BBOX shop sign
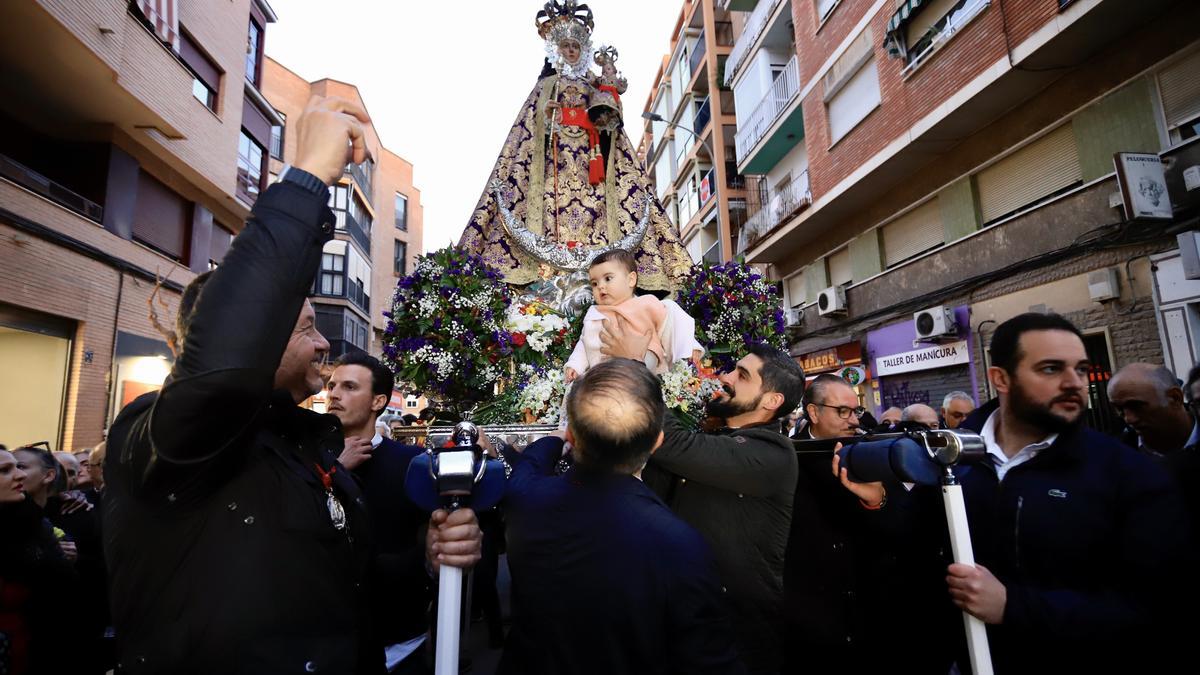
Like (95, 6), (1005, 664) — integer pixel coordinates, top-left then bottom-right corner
(800, 348), (839, 373)
(875, 340), (970, 376)
(838, 366), (866, 386)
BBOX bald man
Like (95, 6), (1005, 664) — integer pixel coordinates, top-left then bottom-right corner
(878, 407), (902, 428)
(500, 359), (740, 674)
(1109, 363), (1197, 456)
(901, 403), (940, 429)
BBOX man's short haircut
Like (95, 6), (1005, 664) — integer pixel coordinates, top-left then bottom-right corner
(805, 373), (853, 409)
(566, 358), (665, 473)
(589, 248), (637, 274)
(746, 344), (806, 417)
(402, 414), (418, 425)
(418, 408), (438, 422)
(334, 351), (395, 399)
(942, 391), (974, 410)
(988, 313), (1084, 374)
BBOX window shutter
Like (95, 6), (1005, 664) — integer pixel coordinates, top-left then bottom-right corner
(1159, 49), (1200, 131)
(785, 273), (807, 308)
(209, 225), (232, 264)
(827, 59), (881, 143)
(976, 124), (1081, 224)
(828, 247), (853, 286)
(132, 171), (189, 260)
(882, 198), (943, 266)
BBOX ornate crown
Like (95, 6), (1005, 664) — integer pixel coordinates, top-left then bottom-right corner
(594, 45), (619, 68)
(535, 1), (594, 45)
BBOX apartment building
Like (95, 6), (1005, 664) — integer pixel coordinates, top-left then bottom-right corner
(637, 0), (745, 266)
(262, 58), (424, 367)
(0, 0), (282, 451)
(723, 0), (1200, 428)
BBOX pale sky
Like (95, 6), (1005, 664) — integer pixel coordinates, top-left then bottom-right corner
(265, 0), (684, 252)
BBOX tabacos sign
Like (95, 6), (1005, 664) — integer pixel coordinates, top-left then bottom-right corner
(875, 340), (970, 377)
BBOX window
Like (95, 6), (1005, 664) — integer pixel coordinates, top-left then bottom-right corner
(975, 124), (1081, 224)
(237, 130), (265, 200)
(133, 171), (190, 261)
(815, 0), (839, 22)
(319, 248), (345, 296)
(825, 29), (880, 144)
(245, 18), (262, 85)
(1158, 49), (1200, 144)
(270, 112), (285, 160)
(394, 240), (407, 276)
(394, 193), (408, 231)
(180, 30), (220, 112)
(209, 224), (233, 268)
(881, 198), (943, 267)
(785, 273), (807, 308)
(828, 247), (853, 286)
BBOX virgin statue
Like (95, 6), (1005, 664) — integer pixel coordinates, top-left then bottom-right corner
(458, 0), (693, 298)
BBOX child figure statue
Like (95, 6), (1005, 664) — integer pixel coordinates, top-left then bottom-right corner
(564, 249), (703, 383)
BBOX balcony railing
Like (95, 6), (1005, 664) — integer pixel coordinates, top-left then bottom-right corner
(694, 97), (712, 137)
(1, 153), (103, 222)
(734, 54), (800, 165)
(334, 208), (372, 258)
(725, 162), (746, 190)
(346, 161), (373, 205)
(737, 169), (811, 253)
(689, 32), (707, 80)
(724, 0), (785, 86)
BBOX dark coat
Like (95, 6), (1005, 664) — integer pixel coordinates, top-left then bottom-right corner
(501, 436), (744, 675)
(949, 400), (1190, 673)
(642, 415), (796, 674)
(352, 437), (431, 645)
(103, 182), (381, 675)
(0, 499), (81, 675)
(783, 430), (953, 674)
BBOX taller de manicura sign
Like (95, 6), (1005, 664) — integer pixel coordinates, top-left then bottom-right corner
(874, 340), (970, 377)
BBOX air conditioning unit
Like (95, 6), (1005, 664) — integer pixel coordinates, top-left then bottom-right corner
(784, 307), (804, 328)
(914, 306), (957, 339)
(817, 286), (847, 317)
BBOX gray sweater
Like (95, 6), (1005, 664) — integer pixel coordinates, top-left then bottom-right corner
(644, 415), (797, 674)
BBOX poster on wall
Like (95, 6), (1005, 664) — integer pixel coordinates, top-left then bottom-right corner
(1114, 152), (1173, 221)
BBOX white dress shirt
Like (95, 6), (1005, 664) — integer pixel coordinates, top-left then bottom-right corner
(979, 410), (1057, 481)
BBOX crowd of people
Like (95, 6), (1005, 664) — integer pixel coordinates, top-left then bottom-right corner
(2, 96), (1196, 674)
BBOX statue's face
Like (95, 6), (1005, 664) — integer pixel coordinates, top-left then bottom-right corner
(558, 40), (581, 65)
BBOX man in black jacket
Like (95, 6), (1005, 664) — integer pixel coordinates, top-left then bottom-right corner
(502, 359), (743, 675)
(888, 313), (1188, 673)
(639, 344), (804, 674)
(327, 352), (431, 673)
(104, 96), (481, 675)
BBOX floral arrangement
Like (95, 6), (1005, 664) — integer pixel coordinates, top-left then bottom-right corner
(381, 247), (513, 409)
(514, 366), (567, 424)
(504, 300), (575, 369)
(677, 259), (787, 371)
(660, 359), (724, 429)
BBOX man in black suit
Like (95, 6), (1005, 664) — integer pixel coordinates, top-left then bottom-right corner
(500, 358), (743, 675)
(327, 352), (431, 673)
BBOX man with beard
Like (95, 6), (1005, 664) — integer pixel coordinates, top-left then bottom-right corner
(882, 313), (1187, 673)
(104, 96), (481, 674)
(637, 344), (804, 674)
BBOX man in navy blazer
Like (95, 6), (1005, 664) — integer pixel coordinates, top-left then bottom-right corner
(499, 358), (744, 675)
(328, 352), (432, 674)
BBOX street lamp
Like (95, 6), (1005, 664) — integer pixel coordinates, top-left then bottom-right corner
(641, 111), (721, 262)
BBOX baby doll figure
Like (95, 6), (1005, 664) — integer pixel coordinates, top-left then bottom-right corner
(564, 249), (703, 383)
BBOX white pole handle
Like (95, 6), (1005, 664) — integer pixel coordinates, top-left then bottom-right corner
(435, 565), (464, 675)
(942, 483), (994, 675)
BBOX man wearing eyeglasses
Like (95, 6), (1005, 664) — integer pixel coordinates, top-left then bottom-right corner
(784, 374), (926, 673)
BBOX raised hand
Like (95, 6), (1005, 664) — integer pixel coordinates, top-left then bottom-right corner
(292, 95), (372, 186)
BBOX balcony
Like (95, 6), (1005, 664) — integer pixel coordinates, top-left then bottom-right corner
(737, 169), (810, 254)
(0, 153), (103, 222)
(725, 0), (785, 87)
(347, 161), (373, 205)
(714, 21), (735, 48)
(689, 32), (708, 80)
(734, 54), (804, 173)
(694, 97), (712, 137)
(703, 241), (722, 266)
(334, 208), (372, 258)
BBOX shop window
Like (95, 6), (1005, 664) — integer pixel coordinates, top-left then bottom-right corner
(0, 305), (73, 450)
